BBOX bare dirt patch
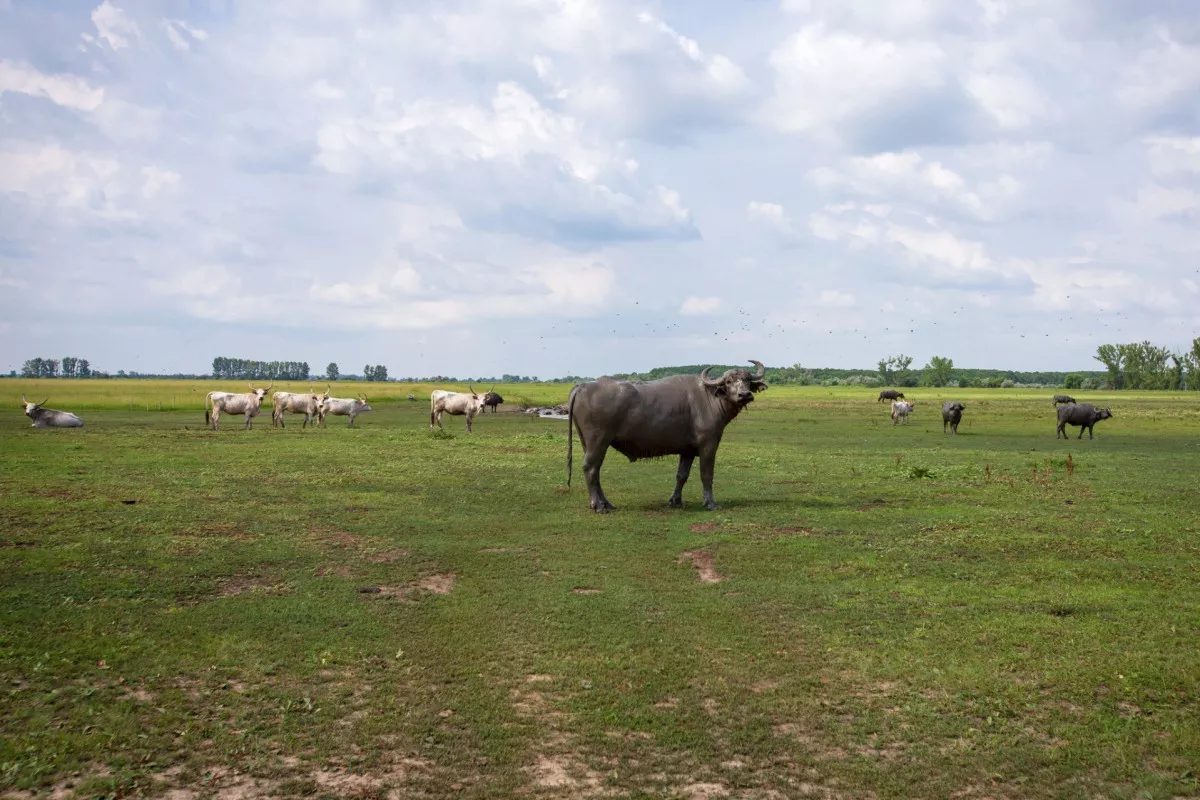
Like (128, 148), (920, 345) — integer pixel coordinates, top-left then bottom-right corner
(572, 587), (603, 595)
(689, 522), (720, 533)
(367, 549), (407, 563)
(315, 565), (353, 578)
(678, 550), (724, 583)
(479, 547), (528, 554)
(418, 573), (455, 594)
(217, 575), (287, 598)
(368, 573), (456, 601)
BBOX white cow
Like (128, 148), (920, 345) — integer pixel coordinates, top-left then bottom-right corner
(318, 393), (372, 427)
(21, 395), (84, 428)
(272, 388), (326, 429)
(891, 400), (915, 425)
(430, 385), (491, 433)
(205, 383), (272, 430)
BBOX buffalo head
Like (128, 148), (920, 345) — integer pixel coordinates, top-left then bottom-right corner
(700, 360), (768, 406)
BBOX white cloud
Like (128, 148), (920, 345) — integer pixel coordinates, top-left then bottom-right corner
(1144, 137), (1200, 175)
(680, 296), (722, 315)
(141, 166), (180, 199)
(162, 18), (208, 52)
(0, 61), (105, 111)
(1133, 185), (1199, 219)
(90, 1), (140, 51)
(819, 289), (855, 307)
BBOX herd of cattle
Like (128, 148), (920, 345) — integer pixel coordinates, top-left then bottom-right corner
(19, 365), (1118, 513)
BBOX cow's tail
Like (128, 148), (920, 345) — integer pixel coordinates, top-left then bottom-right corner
(204, 393), (211, 425)
(566, 385), (578, 488)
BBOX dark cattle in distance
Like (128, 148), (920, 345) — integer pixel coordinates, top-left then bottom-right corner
(1052, 394), (1077, 406)
(878, 389), (905, 402)
(1056, 403), (1112, 440)
(942, 401), (965, 434)
(482, 391), (504, 413)
(568, 360), (767, 513)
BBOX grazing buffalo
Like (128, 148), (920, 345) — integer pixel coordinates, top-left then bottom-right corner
(878, 389), (905, 402)
(1052, 394), (1077, 406)
(21, 395), (84, 428)
(891, 400), (915, 425)
(482, 391), (504, 413)
(567, 360), (767, 513)
(430, 386), (491, 433)
(272, 388), (326, 429)
(205, 383), (271, 430)
(942, 401), (965, 434)
(1056, 403), (1112, 439)
(318, 394), (372, 427)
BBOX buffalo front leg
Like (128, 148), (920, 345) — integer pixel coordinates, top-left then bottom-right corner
(668, 454), (694, 508)
(698, 447), (721, 511)
(583, 444), (615, 512)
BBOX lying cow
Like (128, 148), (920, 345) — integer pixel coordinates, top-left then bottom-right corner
(567, 360), (767, 512)
(205, 383), (272, 430)
(1052, 394), (1077, 406)
(272, 388), (326, 429)
(891, 400), (915, 425)
(941, 401), (965, 434)
(878, 389), (905, 403)
(482, 391), (504, 414)
(430, 385), (490, 433)
(1056, 403), (1112, 440)
(21, 395), (84, 428)
(318, 394), (372, 427)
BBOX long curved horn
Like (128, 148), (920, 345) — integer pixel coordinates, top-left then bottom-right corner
(469, 384), (476, 395)
(266, 382), (274, 393)
(21, 394), (27, 404)
(700, 366), (724, 387)
(489, 384), (495, 393)
(748, 360), (766, 380)
(248, 382), (255, 391)
(40, 397), (49, 406)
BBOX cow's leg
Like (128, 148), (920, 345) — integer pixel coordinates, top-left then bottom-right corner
(348, 413), (356, 428)
(466, 412), (473, 433)
(1056, 422), (1065, 439)
(244, 412), (253, 430)
(582, 439), (614, 512)
(212, 408), (220, 431)
(698, 446), (721, 511)
(668, 454), (694, 508)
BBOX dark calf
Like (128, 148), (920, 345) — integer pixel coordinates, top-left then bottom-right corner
(1052, 394), (1076, 406)
(878, 389), (905, 402)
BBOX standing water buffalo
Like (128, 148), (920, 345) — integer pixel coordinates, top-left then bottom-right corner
(21, 395), (84, 428)
(1052, 394), (1077, 406)
(1056, 403), (1112, 439)
(482, 391), (504, 413)
(318, 394), (372, 427)
(891, 400), (915, 425)
(205, 383), (272, 430)
(567, 360), (768, 513)
(430, 385), (491, 433)
(878, 389), (905, 402)
(941, 401), (965, 434)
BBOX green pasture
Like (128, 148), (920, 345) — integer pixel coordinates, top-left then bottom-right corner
(2, 380), (1198, 798)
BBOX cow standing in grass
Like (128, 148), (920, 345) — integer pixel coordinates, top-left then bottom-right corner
(430, 386), (490, 433)
(1056, 403), (1112, 439)
(272, 388), (327, 429)
(482, 391), (504, 414)
(1052, 394), (1077, 406)
(942, 401), (965, 434)
(21, 395), (84, 428)
(891, 400), (915, 425)
(318, 394), (372, 427)
(205, 383), (272, 430)
(567, 360), (767, 512)
(878, 389), (905, 403)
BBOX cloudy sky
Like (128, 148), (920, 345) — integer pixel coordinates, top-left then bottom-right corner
(2, 0), (1198, 378)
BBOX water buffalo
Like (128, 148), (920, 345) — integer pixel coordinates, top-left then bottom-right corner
(1056, 403), (1112, 439)
(567, 360), (767, 512)
(482, 391), (504, 413)
(891, 400), (915, 425)
(1052, 394), (1077, 406)
(878, 389), (905, 402)
(21, 395), (84, 428)
(942, 401), (965, 434)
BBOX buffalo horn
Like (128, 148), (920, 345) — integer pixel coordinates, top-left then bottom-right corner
(748, 360), (766, 380)
(700, 366), (725, 387)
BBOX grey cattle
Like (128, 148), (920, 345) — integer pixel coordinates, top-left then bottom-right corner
(430, 385), (490, 432)
(272, 388), (326, 429)
(205, 383), (272, 430)
(482, 391), (504, 414)
(1056, 403), (1112, 439)
(941, 401), (965, 434)
(891, 400), (915, 425)
(567, 360), (767, 513)
(1052, 394), (1077, 406)
(21, 395), (84, 428)
(878, 389), (905, 402)
(318, 394), (371, 427)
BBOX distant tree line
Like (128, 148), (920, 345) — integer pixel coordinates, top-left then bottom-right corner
(22, 357), (94, 378)
(1094, 338), (1200, 390)
(211, 357), (310, 381)
(363, 364), (389, 382)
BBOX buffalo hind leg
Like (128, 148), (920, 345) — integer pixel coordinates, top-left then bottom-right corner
(583, 442), (615, 512)
(668, 455), (694, 508)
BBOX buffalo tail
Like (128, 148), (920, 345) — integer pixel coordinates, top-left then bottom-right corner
(566, 385), (578, 488)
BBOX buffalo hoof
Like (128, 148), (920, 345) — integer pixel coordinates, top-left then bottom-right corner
(705, 502), (722, 511)
(667, 497), (683, 509)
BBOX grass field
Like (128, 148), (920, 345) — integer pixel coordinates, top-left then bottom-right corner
(2, 380), (1199, 799)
